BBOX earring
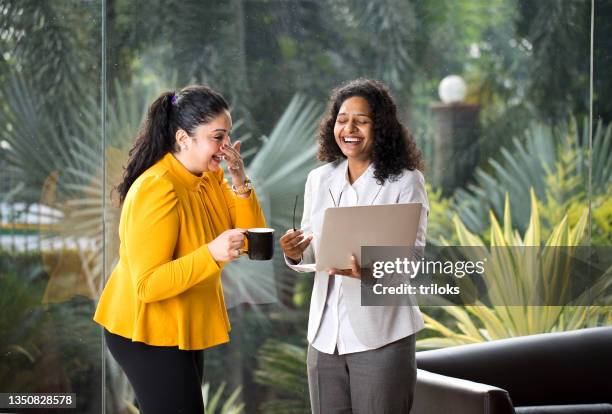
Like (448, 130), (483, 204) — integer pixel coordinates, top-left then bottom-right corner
(182, 145), (188, 151)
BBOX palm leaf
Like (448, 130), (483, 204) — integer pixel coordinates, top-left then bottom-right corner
(202, 382), (245, 414)
(419, 190), (609, 348)
(455, 119), (611, 236)
(254, 339), (310, 414)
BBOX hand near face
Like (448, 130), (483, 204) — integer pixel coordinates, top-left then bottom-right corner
(328, 254), (361, 279)
(279, 229), (313, 262)
(221, 140), (246, 185)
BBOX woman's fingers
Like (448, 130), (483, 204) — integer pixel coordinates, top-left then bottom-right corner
(280, 229), (312, 261)
(225, 230), (245, 260)
(221, 143), (241, 161)
(283, 233), (312, 252)
(328, 268), (350, 275)
(328, 268), (360, 278)
(232, 232), (246, 242)
(231, 239), (245, 249)
(228, 230), (246, 242)
(327, 255), (361, 278)
(280, 229), (302, 245)
(350, 255), (361, 277)
(223, 140), (241, 154)
(208, 229), (246, 262)
(221, 143), (244, 172)
(288, 233), (311, 249)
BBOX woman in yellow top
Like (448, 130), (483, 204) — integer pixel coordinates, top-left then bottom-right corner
(94, 85), (266, 414)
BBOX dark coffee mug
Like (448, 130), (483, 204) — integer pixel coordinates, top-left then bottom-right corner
(245, 228), (275, 260)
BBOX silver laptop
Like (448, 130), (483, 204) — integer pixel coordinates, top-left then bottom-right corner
(315, 203), (422, 271)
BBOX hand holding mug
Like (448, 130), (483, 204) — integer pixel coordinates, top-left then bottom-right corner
(208, 229), (246, 262)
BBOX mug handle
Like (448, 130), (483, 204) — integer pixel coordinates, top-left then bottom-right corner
(243, 230), (250, 255)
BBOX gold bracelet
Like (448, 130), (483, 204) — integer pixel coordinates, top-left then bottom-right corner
(231, 176), (252, 195)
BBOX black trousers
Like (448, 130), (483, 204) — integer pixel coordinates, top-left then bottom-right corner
(104, 330), (205, 414)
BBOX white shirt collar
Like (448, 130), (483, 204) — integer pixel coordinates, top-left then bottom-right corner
(329, 159), (382, 206)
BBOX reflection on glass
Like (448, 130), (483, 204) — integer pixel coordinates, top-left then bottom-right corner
(0, 1), (104, 413)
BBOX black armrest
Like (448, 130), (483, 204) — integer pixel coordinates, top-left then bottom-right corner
(411, 369), (515, 414)
(515, 404), (612, 413)
(416, 327), (612, 406)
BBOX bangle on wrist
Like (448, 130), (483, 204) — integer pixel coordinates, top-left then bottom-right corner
(231, 176), (252, 195)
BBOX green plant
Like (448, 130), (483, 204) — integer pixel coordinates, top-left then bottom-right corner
(419, 190), (612, 349)
(118, 382), (244, 414)
(0, 250), (105, 412)
(424, 183), (458, 246)
(0, 1), (99, 104)
(0, 262), (46, 391)
(592, 195), (612, 245)
(202, 382), (245, 414)
(254, 339), (310, 414)
(454, 119), (612, 239)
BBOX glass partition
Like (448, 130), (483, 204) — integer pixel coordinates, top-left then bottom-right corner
(0, 1), (104, 413)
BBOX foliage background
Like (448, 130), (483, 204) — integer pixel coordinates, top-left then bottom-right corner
(0, 0), (610, 413)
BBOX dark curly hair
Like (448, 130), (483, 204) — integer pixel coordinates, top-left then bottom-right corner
(317, 78), (424, 184)
(115, 85), (229, 203)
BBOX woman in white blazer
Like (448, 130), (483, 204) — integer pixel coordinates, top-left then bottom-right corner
(280, 78), (428, 414)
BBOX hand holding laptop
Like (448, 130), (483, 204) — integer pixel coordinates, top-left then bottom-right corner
(281, 203), (422, 274)
(280, 230), (361, 277)
(327, 254), (361, 279)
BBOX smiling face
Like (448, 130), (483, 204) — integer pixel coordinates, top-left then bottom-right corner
(333, 96), (374, 163)
(176, 110), (232, 174)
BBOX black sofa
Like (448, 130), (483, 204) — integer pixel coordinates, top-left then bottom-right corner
(411, 326), (612, 413)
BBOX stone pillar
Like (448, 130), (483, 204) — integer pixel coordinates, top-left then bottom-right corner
(429, 102), (480, 195)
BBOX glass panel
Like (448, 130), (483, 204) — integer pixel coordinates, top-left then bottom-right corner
(0, 1), (104, 413)
(415, 0), (611, 350)
(593, 0), (612, 247)
(97, 1), (608, 413)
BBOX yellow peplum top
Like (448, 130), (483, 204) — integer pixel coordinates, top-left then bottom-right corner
(93, 152), (266, 350)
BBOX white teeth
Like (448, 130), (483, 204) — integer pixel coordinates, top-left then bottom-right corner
(343, 137), (361, 143)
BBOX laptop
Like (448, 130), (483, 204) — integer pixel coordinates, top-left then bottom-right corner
(315, 203), (422, 271)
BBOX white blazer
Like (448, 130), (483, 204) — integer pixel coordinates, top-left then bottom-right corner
(286, 159), (428, 348)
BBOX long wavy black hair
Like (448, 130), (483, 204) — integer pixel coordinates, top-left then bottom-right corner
(318, 78), (424, 184)
(115, 85), (229, 203)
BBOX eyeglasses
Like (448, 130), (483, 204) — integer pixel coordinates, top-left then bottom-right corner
(329, 188), (343, 208)
(292, 194), (299, 231)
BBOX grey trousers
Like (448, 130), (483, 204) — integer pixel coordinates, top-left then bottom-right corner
(307, 335), (417, 414)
